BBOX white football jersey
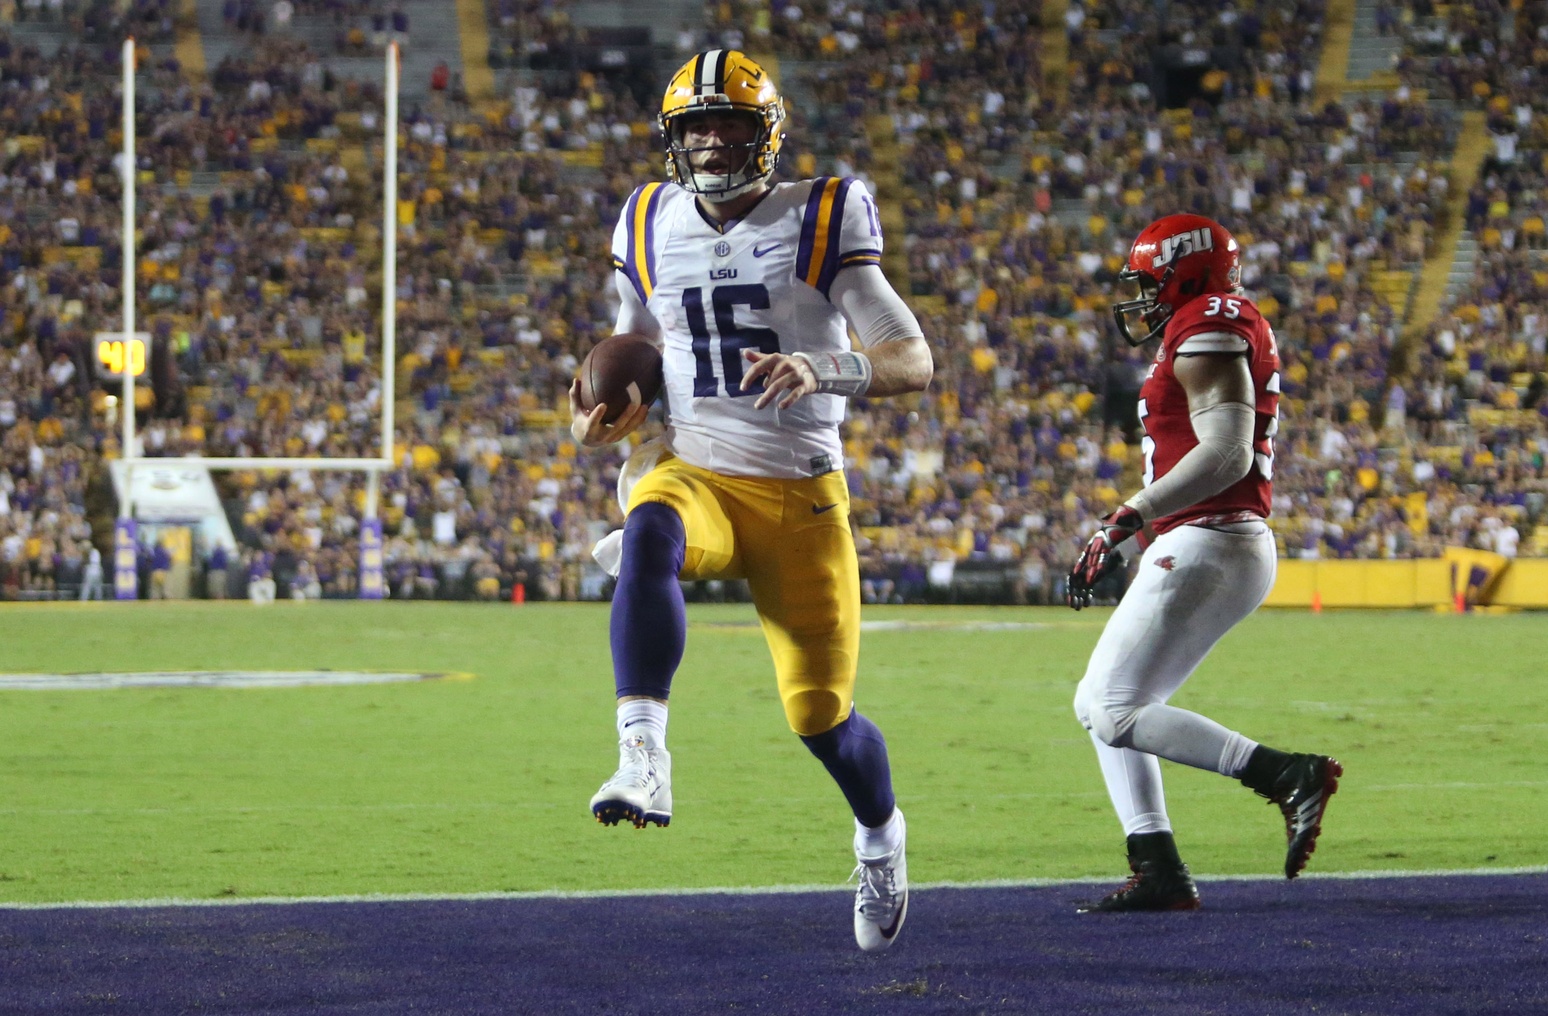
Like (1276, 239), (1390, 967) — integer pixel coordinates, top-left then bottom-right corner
(610, 176), (885, 479)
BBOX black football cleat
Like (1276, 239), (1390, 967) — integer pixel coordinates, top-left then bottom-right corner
(1078, 859), (1202, 913)
(1258, 753), (1343, 878)
(1079, 832), (1202, 913)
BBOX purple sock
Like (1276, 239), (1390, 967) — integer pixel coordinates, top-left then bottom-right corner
(610, 502), (687, 701)
(800, 711), (896, 828)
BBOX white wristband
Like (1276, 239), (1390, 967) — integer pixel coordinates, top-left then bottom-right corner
(792, 351), (873, 397)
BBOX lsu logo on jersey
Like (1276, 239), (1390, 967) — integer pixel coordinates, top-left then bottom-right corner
(1153, 227), (1214, 269)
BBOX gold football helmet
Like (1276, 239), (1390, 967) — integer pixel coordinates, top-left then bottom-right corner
(660, 49), (786, 201)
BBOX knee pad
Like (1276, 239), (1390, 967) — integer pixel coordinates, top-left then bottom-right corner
(1088, 704), (1123, 747)
(1089, 700), (1143, 748)
(1075, 676), (1142, 747)
(1073, 681), (1094, 731)
(784, 688), (846, 738)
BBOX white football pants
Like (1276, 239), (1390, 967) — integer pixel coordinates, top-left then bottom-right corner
(1072, 521), (1278, 837)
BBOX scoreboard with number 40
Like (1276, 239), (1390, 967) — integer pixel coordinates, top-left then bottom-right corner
(93, 332), (150, 381)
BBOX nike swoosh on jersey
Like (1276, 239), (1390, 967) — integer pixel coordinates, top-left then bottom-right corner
(753, 243), (781, 257)
(812, 503), (839, 514)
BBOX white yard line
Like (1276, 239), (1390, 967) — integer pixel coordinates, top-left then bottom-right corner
(0, 671), (467, 690)
(2, 866), (1544, 912)
(5, 778), (1546, 818)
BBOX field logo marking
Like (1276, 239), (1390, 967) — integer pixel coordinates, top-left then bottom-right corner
(0, 671), (473, 691)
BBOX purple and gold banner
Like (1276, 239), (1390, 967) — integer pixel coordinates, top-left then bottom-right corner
(358, 518), (384, 600)
(113, 518), (138, 600)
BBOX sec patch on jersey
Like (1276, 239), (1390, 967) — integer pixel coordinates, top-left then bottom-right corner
(578, 333), (664, 423)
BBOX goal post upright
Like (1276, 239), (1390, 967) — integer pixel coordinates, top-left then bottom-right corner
(113, 36), (139, 599)
(381, 40), (399, 480)
(357, 40), (403, 600)
(120, 36), (136, 482)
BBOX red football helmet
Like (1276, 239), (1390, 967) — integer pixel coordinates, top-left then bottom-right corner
(1113, 213), (1242, 345)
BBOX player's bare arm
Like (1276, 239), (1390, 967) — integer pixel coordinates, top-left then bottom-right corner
(742, 265), (933, 409)
(1173, 351), (1253, 414)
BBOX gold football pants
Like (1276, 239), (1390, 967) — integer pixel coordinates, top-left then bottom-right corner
(627, 455), (859, 736)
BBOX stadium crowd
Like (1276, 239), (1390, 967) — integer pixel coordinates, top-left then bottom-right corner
(0, 0), (1542, 603)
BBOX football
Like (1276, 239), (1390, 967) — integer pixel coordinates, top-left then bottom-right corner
(578, 332), (664, 424)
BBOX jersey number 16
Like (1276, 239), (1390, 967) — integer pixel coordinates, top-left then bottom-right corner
(682, 284), (780, 397)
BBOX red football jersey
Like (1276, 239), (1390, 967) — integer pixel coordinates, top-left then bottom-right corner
(1136, 293), (1281, 534)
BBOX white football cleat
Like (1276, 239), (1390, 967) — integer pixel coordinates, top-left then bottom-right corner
(590, 735), (672, 828)
(852, 809), (908, 952)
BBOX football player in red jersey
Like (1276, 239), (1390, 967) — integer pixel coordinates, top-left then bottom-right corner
(1067, 214), (1343, 912)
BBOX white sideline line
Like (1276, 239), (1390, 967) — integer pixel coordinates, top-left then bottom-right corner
(5, 780), (1547, 817)
(2, 866), (1544, 912)
(0, 671), (465, 691)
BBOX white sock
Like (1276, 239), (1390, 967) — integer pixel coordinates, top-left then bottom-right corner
(1218, 733), (1258, 778)
(854, 808), (903, 859)
(617, 699), (668, 749)
(1088, 731), (1171, 836)
(1127, 702), (1241, 773)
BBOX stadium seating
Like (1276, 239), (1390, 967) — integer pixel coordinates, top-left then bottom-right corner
(0, 0), (1541, 602)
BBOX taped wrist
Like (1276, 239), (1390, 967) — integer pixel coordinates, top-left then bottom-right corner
(792, 351), (873, 397)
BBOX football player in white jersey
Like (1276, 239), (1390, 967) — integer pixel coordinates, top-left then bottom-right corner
(568, 50), (933, 952)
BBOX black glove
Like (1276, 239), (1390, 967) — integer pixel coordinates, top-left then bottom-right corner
(1067, 505), (1144, 610)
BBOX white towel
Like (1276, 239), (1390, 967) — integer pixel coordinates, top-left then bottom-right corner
(590, 437), (668, 578)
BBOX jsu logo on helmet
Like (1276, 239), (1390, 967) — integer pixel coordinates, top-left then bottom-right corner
(1153, 227), (1214, 269)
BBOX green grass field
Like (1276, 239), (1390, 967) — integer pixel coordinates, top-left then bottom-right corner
(0, 601), (1542, 904)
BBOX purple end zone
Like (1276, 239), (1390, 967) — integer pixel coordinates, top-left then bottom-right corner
(2, 874), (1545, 1015)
